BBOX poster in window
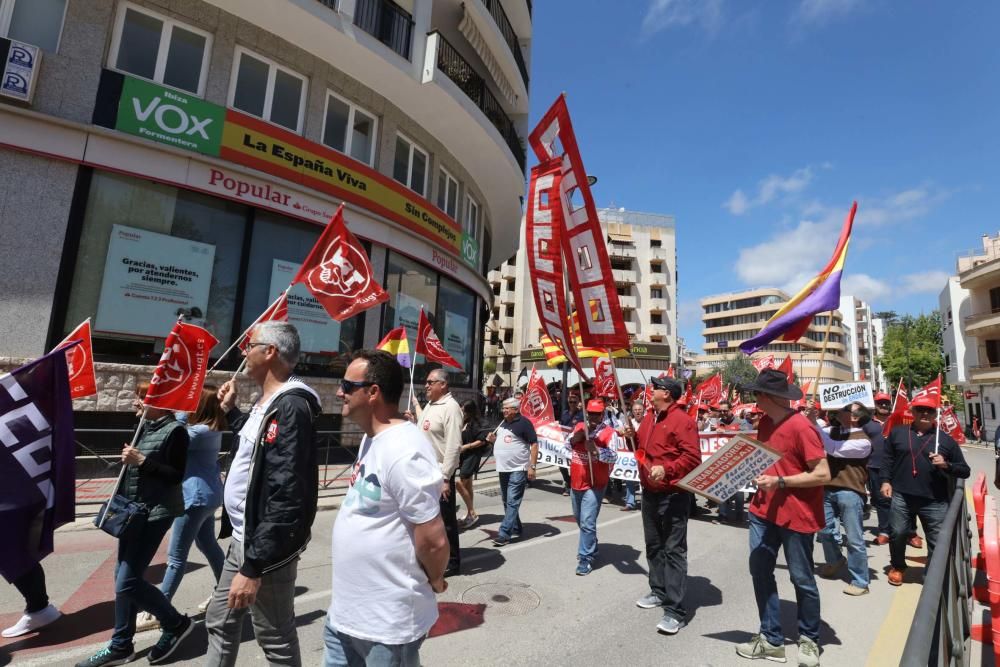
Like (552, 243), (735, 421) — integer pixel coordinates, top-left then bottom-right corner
(269, 260), (342, 355)
(96, 224), (215, 338)
(443, 310), (469, 373)
(394, 291), (424, 347)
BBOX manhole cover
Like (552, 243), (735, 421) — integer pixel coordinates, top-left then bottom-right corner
(476, 487), (502, 498)
(462, 582), (540, 617)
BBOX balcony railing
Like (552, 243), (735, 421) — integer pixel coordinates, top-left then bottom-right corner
(477, 0), (529, 86)
(432, 32), (526, 171)
(964, 308), (1000, 329)
(354, 0), (414, 60)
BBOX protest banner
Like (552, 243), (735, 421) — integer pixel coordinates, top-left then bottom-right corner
(818, 381), (874, 410)
(677, 434), (781, 504)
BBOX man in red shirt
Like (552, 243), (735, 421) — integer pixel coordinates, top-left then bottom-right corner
(735, 370), (831, 667)
(566, 399), (618, 576)
(624, 377), (700, 635)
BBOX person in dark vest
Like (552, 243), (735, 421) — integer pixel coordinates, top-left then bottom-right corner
(76, 382), (193, 667)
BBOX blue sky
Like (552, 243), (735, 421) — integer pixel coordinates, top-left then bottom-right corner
(527, 0), (1000, 354)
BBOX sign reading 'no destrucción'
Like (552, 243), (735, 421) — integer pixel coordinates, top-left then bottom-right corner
(818, 382), (874, 410)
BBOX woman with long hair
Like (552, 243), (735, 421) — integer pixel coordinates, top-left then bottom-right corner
(137, 386), (227, 632)
(456, 400), (489, 527)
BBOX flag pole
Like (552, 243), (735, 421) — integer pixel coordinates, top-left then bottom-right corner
(810, 310), (836, 403)
(209, 289), (289, 372)
(566, 292), (594, 484)
(97, 406), (147, 529)
(934, 405), (941, 454)
(608, 352), (636, 452)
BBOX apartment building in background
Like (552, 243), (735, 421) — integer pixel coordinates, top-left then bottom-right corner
(695, 288), (854, 384)
(838, 295), (886, 388)
(484, 207), (678, 386)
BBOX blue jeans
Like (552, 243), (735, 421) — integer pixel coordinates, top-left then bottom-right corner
(322, 622), (423, 667)
(111, 518), (184, 651)
(889, 492), (948, 570)
(160, 504), (226, 601)
(498, 471), (528, 539)
(748, 514), (821, 645)
(719, 491), (745, 521)
(624, 481), (638, 508)
(867, 469), (891, 536)
(571, 487), (605, 563)
(819, 488), (869, 587)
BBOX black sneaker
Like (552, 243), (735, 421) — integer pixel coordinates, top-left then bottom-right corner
(147, 615), (193, 664)
(75, 645), (135, 667)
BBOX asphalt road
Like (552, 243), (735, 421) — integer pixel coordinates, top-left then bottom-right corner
(3, 446), (995, 667)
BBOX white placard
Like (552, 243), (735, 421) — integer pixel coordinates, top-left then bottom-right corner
(96, 224), (215, 337)
(818, 382), (874, 410)
(269, 260), (342, 355)
(443, 310), (469, 373)
(678, 435), (782, 504)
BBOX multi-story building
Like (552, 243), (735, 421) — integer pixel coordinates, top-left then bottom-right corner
(838, 295), (885, 386)
(0, 0), (531, 417)
(484, 207), (678, 386)
(695, 288), (853, 384)
(870, 316), (887, 390)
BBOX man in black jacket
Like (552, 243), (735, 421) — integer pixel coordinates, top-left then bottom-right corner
(207, 321), (320, 667)
(881, 395), (970, 586)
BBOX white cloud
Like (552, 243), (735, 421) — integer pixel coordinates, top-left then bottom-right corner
(677, 300), (704, 329)
(641, 0), (724, 37)
(841, 273), (892, 303)
(735, 219), (834, 285)
(723, 166), (815, 215)
(899, 271), (952, 295)
(791, 0), (864, 28)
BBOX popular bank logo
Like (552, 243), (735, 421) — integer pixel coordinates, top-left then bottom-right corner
(147, 338), (193, 399)
(307, 237), (372, 299)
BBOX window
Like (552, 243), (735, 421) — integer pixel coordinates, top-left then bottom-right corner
(230, 47), (306, 132)
(650, 239), (662, 247)
(651, 288), (663, 299)
(436, 169), (458, 219)
(383, 251), (438, 383)
(109, 3), (211, 95)
(0, 0), (67, 52)
(651, 313), (662, 325)
(322, 92), (377, 166)
(464, 194), (480, 241)
(392, 134), (428, 196)
(437, 276), (478, 386)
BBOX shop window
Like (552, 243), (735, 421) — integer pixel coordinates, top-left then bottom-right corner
(383, 251), (438, 383)
(393, 134), (428, 196)
(242, 210), (364, 374)
(62, 171), (246, 361)
(322, 91), (377, 166)
(0, 0), (67, 52)
(436, 168), (458, 219)
(464, 194), (480, 242)
(109, 3), (211, 95)
(230, 47), (306, 132)
(436, 276), (477, 387)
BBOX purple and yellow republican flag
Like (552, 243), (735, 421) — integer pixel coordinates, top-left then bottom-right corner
(740, 201), (857, 356)
(376, 326), (411, 368)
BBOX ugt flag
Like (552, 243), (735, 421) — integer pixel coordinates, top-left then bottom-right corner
(416, 308), (463, 369)
(292, 205), (389, 321)
(145, 321), (219, 413)
(54, 319), (97, 399)
(0, 349), (77, 581)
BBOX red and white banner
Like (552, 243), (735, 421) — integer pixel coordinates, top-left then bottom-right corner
(939, 406), (967, 445)
(416, 308), (463, 369)
(529, 95), (629, 350)
(695, 374), (723, 404)
(291, 205), (389, 321)
(519, 367), (555, 427)
(882, 379), (913, 436)
(239, 292), (289, 353)
(752, 355), (775, 371)
(593, 356), (618, 399)
(54, 319), (97, 399)
(912, 376), (942, 408)
(144, 321), (219, 413)
(526, 159), (585, 376)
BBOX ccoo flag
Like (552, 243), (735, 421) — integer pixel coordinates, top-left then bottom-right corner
(740, 202), (857, 355)
(0, 349), (77, 581)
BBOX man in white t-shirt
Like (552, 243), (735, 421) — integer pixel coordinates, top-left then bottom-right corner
(326, 350), (449, 666)
(485, 398), (538, 546)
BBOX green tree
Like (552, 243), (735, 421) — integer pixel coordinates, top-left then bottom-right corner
(878, 312), (945, 392)
(719, 355), (760, 401)
(483, 359), (496, 375)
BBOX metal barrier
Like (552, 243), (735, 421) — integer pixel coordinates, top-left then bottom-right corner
(900, 479), (974, 666)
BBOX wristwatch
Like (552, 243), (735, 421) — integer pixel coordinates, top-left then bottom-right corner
(777, 476), (786, 489)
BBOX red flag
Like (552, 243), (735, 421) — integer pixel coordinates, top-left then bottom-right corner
(519, 367), (555, 428)
(291, 205), (389, 321)
(882, 379), (912, 436)
(239, 292), (289, 353)
(911, 376), (942, 409)
(776, 356), (793, 382)
(54, 319), (97, 399)
(939, 406), (966, 445)
(751, 355), (775, 372)
(667, 366), (676, 378)
(593, 357), (618, 399)
(144, 321), (219, 413)
(695, 374), (722, 404)
(416, 308), (462, 369)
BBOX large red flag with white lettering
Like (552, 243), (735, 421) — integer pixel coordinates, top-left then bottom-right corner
(882, 379), (912, 436)
(695, 374), (723, 404)
(416, 308), (463, 369)
(53, 319), (97, 399)
(911, 376), (942, 408)
(939, 406), (967, 445)
(752, 354), (775, 372)
(593, 357), (618, 399)
(291, 205), (389, 321)
(144, 321), (219, 413)
(519, 366), (555, 428)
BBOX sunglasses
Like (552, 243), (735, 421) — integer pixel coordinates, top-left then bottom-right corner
(340, 379), (375, 395)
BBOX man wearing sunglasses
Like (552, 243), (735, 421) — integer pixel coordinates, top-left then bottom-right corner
(880, 394), (970, 586)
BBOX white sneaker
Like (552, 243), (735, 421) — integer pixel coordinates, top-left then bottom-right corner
(197, 595), (213, 613)
(136, 611), (160, 632)
(2, 604), (61, 637)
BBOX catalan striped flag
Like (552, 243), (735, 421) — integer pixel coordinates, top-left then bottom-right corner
(539, 334), (629, 367)
(740, 201), (857, 355)
(377, 326), (411, 368)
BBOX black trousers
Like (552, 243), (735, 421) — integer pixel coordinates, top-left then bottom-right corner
(641, 490), (691, 621)
(12, 562), (49, 613)
(441, 474), (460, 572)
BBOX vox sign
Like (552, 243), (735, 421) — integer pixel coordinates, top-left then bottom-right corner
(115, 77), (224, 155)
